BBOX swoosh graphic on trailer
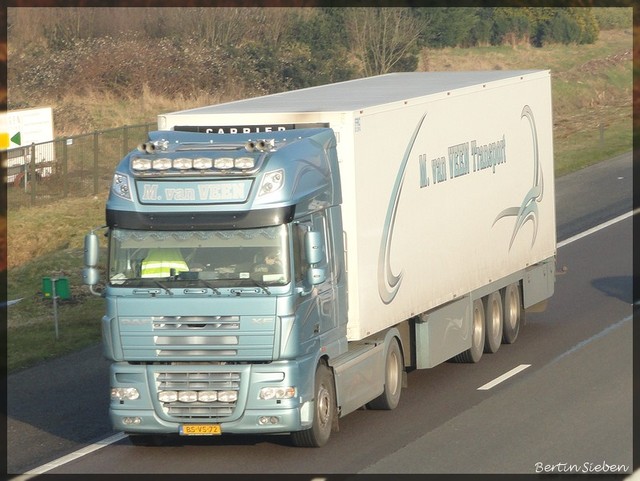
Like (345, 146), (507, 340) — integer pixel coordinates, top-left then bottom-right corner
(493, 105), (543, 249)
(377, 112), (427, 305)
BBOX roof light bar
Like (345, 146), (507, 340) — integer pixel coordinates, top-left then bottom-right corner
(193, 158), (213, 169)
(214, 158), (235, 170)
(130, 155), (259, 173)
(152, 158), (172, 170)
(173, 158), (193, 170)
(235, 157), (255, 169)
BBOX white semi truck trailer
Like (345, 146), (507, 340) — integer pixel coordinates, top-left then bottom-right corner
(84, 71), (556, 446)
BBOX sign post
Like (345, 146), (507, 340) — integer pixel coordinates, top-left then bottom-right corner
(42, 277), (71, 339)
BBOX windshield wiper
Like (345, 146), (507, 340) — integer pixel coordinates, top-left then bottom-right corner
(152, 279), (173, 295)
(226, 277), (271, 295)
(247, 278), (271, 295)
(195, 278), (221, 295)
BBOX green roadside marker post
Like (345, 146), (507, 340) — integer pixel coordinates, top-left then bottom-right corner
(42, 277), (71, 339)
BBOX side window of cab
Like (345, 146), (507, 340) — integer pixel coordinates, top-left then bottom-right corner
(293, 221), (310, 284)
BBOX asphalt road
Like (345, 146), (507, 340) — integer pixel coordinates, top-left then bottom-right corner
(6, 151), (634, 477)
(363, 215), (633, 474)
(555, 151), (633, 240)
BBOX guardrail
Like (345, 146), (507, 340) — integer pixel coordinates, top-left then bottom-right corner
(5, 122), (156, 207)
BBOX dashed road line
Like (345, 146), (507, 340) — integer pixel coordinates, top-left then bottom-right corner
(478, 364), (532, 391)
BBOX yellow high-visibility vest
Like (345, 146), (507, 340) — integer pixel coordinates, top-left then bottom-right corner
(141, 249), (189, 278)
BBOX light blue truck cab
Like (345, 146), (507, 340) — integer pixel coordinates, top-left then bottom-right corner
(87, 128), (356, 446)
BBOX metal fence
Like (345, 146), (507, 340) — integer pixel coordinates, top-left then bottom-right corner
(5, 122), (156, 208)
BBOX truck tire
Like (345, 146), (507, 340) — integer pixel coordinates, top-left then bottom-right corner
(367, 337), (403, 410)
(484, 291), (503, 353)
(291, 361), (335, 447)
(453, 298), (485, 363)
(502, 283), (522, 344)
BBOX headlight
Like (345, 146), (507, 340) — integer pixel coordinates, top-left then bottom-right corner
(235, 157), (255, 170)
(197, 391), (218, 402)
(173, 157), (193, 170)
(258, 169), (285, 197)
(217, 391), (238, 403)
(111, 387), (140, 401)
(131, 158), (152, 171)
(111, 173), (131, 200)
(123, 417), (142, 425)
(158, 391), (178, 403)
(258, 386), (295, 400)
(153, 158), (172, 170)
(178, 391), (198, 403)
(214, 157), (234, 170)
(193, 157), (213, 169)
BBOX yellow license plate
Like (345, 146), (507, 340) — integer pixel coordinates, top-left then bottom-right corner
(180, 424), (222, 436)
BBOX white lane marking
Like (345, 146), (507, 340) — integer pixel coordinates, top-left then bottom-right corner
(558, 209), (638, 248)
(477, 315), (632, 394)
(550, 314), (632, 364)
(21, 432), (127, 476)
(478, 364), (531, 391)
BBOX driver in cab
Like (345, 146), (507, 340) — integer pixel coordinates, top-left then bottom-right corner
(141, 248), (189, 278)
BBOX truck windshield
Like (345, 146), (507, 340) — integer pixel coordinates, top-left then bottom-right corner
(108, 225), (290, 287)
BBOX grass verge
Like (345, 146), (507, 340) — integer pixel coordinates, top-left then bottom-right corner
(8, 299), (103, 372)
(7, 246), (107, 372)
(7, 198), (107, 372)
(423, 29), (633, 175)
(554, 116), (632, 176)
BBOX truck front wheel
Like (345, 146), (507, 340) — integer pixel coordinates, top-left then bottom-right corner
(291, 361), (336, 447)
(367, 337), (403, 410)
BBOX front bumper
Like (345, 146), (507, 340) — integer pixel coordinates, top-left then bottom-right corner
(111, 404), (308, 435)
(109, 359), (316, 436)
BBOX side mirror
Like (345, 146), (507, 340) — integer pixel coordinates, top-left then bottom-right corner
(304, 230), (326, 286)
(307, 267), (326, 286)
(305, 231), (324, 265)
(83, 267), (100, 286)
(84, 233), (99, 267)
(83, 233), (100, 286)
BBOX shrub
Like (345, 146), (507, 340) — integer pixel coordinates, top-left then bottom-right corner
(593, 7), (633, 30)
(537, 8), (599, 46)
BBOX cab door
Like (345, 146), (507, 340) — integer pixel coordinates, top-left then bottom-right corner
(293, 210), (341, 341)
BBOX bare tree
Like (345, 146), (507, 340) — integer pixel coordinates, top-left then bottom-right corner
(345, 8), (422, 77)
(187, 7), (302, 50)
(183, 8), (239, 48)
(9, 8), (81, 47)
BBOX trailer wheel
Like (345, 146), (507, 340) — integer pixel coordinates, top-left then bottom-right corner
(291, 361), (335, 447)
(453, 298), (485, 363)
(484, 291), (503, 353)
(367, 337), (403, 410)
(502, 283), (522, 344)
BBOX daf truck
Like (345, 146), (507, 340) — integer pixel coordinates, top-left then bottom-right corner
(84, 71), (556, 447)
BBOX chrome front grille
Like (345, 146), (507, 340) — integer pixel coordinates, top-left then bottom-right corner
(152, 316), (240, 331)
(156, 371), (241, 420)
(153, 316), (240, 358)
(119, 314), (276, 360)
